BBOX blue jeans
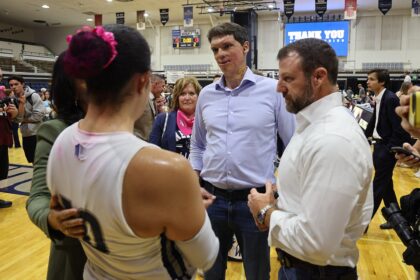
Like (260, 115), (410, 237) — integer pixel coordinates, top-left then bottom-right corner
(279, 265), (357, 280)
(204, 195), (270, 280)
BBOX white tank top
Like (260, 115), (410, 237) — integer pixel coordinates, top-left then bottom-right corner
(47, 123), (196, 280)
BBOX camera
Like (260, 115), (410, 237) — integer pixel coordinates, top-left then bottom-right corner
(0, 96), (19, 117)
(382, 188), (420, 271)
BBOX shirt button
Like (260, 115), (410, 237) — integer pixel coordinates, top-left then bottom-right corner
(229, 131), (233, 134)
(227, 151), (231, 155)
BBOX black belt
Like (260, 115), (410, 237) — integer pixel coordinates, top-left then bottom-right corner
(201, 179), (265, 201)
(372, 138), (385, 144)
(277, 249), (357, 280)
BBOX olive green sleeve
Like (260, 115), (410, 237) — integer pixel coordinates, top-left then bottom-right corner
(26, 120), (68, 240)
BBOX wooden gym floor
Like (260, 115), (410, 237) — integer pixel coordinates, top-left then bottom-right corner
(0, 143), (418, 279)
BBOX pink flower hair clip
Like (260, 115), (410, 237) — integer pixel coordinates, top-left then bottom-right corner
(66, 26), (118, 69)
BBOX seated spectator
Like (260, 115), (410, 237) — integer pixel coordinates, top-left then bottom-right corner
(149, 77), (201, 158)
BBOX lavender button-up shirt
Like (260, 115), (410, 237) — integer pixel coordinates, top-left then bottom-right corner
(190, 68), (296, 190)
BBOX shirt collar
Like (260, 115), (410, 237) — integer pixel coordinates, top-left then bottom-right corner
(215, 67), (256, 91)
(296, 92), (343, 132)
(375, 88), (386, 102)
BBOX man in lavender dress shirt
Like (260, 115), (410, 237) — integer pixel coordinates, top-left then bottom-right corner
(190, 22), (296, 280)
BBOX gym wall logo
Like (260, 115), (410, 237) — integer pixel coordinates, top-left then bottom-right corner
(0, 164), (33, 196)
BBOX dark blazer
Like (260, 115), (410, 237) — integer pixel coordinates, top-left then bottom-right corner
(149, 110), (178, 152)
(365, 89), (411, 149)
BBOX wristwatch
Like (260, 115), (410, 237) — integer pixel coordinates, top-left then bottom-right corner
(257, 204), (274, 225)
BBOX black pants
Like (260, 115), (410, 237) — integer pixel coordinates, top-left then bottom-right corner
(11, 122), (20, 148)
(371, 143), (398, 218)
(0, 145), (9, 180)
(22, 135), (37, 164)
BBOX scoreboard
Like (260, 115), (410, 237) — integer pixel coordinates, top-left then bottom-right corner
(172, 29), (201, 48)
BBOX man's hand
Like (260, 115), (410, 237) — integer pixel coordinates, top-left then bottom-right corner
(395, 86), (420, 139)
(395, 142), (420, 168)
(6, 104), (18, 119)
(247, 181), (277, 231)
(48, 195), (85, 239)
(200, 187), (216, 209)
(155, 96), (166, 113)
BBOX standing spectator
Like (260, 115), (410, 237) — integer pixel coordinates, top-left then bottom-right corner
(149, 76), (201, 158)
(365, 69), (412, 229)
(3, 89), (21, 148)
(358, 83), (366, 97)
(396, 81), (413, 98)
(0, 83), (18, 208)
(346, 86), (354, 99)
(8, 75), (44, 163)
(133, 74), (166, 141)
(248, 38), (373, 280)
(190, 22), (296, 280)
(26, 52), (87, 280)
(404, 71), (412, 83)
(47, 24), (218, 279)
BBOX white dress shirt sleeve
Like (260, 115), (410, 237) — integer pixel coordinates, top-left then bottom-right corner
(269, 134), (372, 264)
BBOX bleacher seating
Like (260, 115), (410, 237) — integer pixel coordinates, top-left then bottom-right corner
(164, 64), (211, 72)
(0, 57), (34, 73)
(362, 62), (405, 72)
(24, 59), (54, 73)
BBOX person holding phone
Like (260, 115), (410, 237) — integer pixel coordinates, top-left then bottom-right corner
(395, 86), (420, 171)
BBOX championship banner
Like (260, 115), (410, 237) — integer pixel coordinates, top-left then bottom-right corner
(284, 0), (295, 20)
(344, 0), (357, 20)
(116, 12), (125, 24)
(315, 0), (327, 17)
(378, 0), (392, 15)
(160, 8), (169, 26)
(412, 0), (420, 17)
(184, 6), (193, 27)
(94, 14), (102, 26)
(137, 10), (146, 30)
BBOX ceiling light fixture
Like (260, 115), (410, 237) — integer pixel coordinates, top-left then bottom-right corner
(106, 0), (113, 2)
(207, 7), (215, 12)
(144, 12), (149, 17)
(41, 4), (50, 9)
(87, 18), (93, 21)
(268, 4), (275, 9)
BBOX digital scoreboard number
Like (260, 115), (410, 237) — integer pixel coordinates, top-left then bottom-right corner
(172, 29), (201, 48)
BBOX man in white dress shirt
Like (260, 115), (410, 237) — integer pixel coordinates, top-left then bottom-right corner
(248, 38), (373, 279)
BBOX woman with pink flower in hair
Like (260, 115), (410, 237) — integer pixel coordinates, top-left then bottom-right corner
(149, 77), (201, 159)
(46, 24), (218, 280)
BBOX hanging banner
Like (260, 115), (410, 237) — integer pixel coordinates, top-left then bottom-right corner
(412, 0), (420, 16)
(284, 0), (295, 20)
(116, 12), (125, 24)
(160, 8), (169, 26)
(137, 10), (146, 30)
(344, 0), (357, 20)
(315, 0), (327, 17)
(184, 6), (193, 27)
(94, 14), (102, 26)
(378, 0), (392, 15)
